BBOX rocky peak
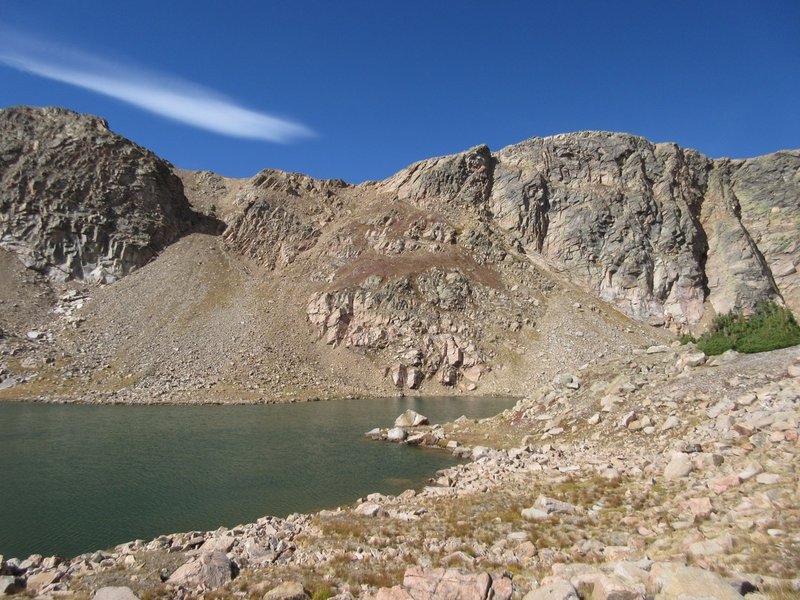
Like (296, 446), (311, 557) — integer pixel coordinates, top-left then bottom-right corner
(0, 106), (204, 282)
(378, 144), (494, 216)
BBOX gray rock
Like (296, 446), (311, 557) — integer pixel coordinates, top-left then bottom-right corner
(536, 495), (580, 515)
(0, 576), (17, 596)
(401, 566), (492, 600)
(660, 416), (680, 432)
(167, 550), (232, 589)
(471, 446), (490, 459)
(679, 352), (707, 368)
(387, 427), (407, 442)
(94, 586), (141, 600)
(394, 409), (429, 428)
(755, 473), (781, 485)
(687, 533), (735, 559)
(523, 579), (579, 600)
(553, 373), (581, 389)
(198, 535), (235, 555)
(648, 563), (742, 600)
(25, 570), (59, 594)
(364, 427), (382, 439)
(646, 345), (670, 354)
(354, 502), (383, 517)
(262, 581), (309, 600)
(521, 507), (550, 521)
(663, 452), (693, 480)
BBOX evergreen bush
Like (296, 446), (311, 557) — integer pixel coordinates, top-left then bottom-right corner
(695, 300), (800, 356)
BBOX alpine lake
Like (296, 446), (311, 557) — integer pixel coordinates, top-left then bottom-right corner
(0, 395), (516, 559)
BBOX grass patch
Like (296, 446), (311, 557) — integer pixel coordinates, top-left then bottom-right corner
(696, 301), (800, 356)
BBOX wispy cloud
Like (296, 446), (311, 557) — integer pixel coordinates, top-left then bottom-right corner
(0, 29), (315, 143)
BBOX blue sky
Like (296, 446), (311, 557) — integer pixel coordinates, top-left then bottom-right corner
(0, 1), (798, 183)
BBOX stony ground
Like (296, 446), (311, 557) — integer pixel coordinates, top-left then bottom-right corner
(2, 343), (798, 599)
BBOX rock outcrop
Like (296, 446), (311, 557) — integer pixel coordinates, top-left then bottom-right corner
(0, 106), (204, 282)
(380, 132), (798, 328)
(222, 169), (347, 270)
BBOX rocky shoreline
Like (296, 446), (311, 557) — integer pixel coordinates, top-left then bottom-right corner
(1, 343), (799, 599)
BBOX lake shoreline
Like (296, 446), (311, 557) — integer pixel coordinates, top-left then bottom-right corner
(2, 345), (799, 599)
(0, 397), (514, 560)
(0, 391), (521, 406)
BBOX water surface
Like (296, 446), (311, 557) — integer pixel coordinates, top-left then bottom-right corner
(0, 396), (515, 558)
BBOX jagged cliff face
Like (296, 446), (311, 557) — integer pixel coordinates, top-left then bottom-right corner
(378, 133), (798, 327)
(0, 106), (797, 401)
(0, 106), (201, 283)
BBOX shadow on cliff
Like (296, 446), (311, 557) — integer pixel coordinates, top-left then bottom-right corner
(188, 210), (227, 236)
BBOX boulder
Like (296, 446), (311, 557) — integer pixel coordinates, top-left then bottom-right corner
(167, 550), (232, 589)
(354, 502), (384, 517)
(392, 364), (408, 388)
(536, 495), (580, 515)
(374, 587), (414, 600)
(262, 581), (309, 600)
(402, 566), (491, 600)
(0, 576), (18, 595)
(387, 427), (408, 442)
(407, 367), (424, 389)
(462, 366), (483, 382)
(678, 352), (707, 368)
(687, 533), (735, 559)
(663, 452), (693, 480)
(94, 587), (141, 600)
(591, 575), (643, 600)
(522, 496), (579, 520)
(394, 409), (429, 428)
(521, 507), (550, 521)
(553, 373), (581, 389)
(685, 497), (713, 520)
(439, 366), (458, 386)
(646, 345), (670, 354)
(660, 416), (680, 432)
(198, 535), (235, 555)
(25, 570), (59, 594)
(365, 427), (383, 439)
(648, 563), (742, 599)
(522, 579), (579, 600)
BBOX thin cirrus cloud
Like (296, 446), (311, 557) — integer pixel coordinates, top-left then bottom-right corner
(0, 30), (315, 143)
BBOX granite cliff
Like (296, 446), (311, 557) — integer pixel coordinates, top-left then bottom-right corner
(0, 106), (797, 402)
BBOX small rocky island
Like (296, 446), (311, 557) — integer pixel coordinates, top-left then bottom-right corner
(0, 106), (798, 598)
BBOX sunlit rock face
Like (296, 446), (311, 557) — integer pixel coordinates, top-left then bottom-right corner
(0, 106), (199, 282)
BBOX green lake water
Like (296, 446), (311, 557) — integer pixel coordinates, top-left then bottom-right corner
(0, 396), (516, 559)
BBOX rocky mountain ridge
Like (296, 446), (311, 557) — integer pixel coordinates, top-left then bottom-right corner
(0, 106), (797, 402)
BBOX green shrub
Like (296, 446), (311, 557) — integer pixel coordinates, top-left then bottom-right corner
(312, 587), (332, 600)
(678, 333), (696, 345)
(696, 300), (800, 356)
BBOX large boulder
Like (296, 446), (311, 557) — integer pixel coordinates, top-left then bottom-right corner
(394, 409), (429, 428)
(0, 576), (18, 595)
(402, 567), (491, 600)
(387, 427), (408, 442)
(262, 581), (309, 600)
(374, 567), (511, 600)
(647, 563), (742, 600)
(522, 579), (579, 600)
(94, 587), (140, 600)
(167, 550), (232, 589)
